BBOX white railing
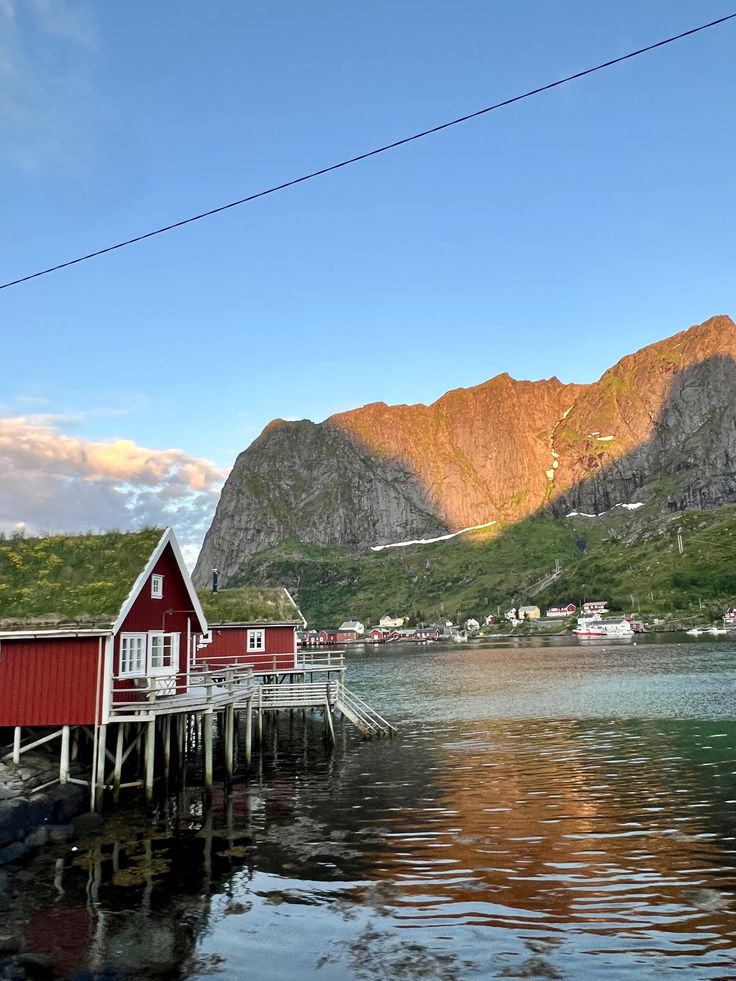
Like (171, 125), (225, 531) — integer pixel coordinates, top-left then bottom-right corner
(196, 651), (298, 674)
(255, 681), (338, 710)
(110, 665), (253, 712)
(296, 650), (346, 670)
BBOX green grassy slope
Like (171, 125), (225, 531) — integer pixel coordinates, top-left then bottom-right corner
(231, 502), (736, 628)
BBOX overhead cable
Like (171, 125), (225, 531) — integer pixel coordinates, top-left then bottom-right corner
(2, 11), (735, 291)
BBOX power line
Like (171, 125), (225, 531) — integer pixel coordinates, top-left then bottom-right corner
(2, 11), (735, 292)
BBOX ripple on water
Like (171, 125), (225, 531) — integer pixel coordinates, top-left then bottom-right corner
(4, 641), (736, 979)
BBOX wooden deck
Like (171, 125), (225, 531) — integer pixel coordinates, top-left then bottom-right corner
(108, 649), (392, 737)
(109, 665), (254, 720)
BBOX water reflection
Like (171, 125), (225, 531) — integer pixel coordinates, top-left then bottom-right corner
(3, 641), (736, 979)
(6, 790), (257, 978)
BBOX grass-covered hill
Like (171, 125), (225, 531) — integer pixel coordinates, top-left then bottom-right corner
(0, 528), (163, 626)
(231, 501), (736, 628)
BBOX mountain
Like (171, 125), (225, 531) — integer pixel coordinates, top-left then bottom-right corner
(193, 315), (736, 589)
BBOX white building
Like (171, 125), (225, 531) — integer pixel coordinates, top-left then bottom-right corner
(582, 601), (608, 614)
(339, 620), (365, 635)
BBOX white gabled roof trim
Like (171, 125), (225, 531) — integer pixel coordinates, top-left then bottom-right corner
(283, 587), (308, 627)
(112, 527), (209, 636)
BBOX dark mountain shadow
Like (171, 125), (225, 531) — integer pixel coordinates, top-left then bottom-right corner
(547, 353), (736, 518)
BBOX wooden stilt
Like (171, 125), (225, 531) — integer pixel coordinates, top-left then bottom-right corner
(224, 704), (235, 782)
(94, 724), (107, 810)
(176, 714), (186, 788)
(162, 716), (171, 779)
(144, 719), (156, 803)
(12, 727), (21, 765)
(203, 711), (213, 793)
(71, 728), (79, 762)
(59, 725), (70, 784)
(324, 703), (335, 746)
(245, 698), (253, 766)
(113, 723), (125, 802)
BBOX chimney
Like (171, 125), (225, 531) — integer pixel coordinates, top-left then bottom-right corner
(212, 568), (218, 594)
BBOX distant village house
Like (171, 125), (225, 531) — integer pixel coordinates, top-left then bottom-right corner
(517, 605), (541, 620)
(339, 620), (365, 635)
(582, 601), (608, 614)
(546, 603), (576, 618)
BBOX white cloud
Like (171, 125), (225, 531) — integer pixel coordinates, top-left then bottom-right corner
(0, 415), (227, 564)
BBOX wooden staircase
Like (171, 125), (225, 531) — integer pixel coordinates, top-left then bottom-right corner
(333, 682), (397, 738)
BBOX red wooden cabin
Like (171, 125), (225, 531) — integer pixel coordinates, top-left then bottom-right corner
(317, 628), (358, 645)
(195, 587), (304, 674)
(0, 528), (207, 729)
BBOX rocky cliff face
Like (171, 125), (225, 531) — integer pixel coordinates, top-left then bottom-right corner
(550, 317), (736, 514)
(194, 418), (446, 586)
(194, 315), (736, 587)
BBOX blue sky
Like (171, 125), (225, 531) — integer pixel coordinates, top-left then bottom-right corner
(1, 1), (735, 558)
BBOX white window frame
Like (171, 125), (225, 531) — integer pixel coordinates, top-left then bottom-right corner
(120, 633), (147, 677)
(148, 631), (179, 675)
(151, 574), (164, 599)
(247, 628), (265, 653)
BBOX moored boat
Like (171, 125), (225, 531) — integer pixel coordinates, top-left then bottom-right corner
(573, 615), (634, 639)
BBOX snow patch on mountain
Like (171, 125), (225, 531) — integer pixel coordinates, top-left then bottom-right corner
(371, 519), (498, 551)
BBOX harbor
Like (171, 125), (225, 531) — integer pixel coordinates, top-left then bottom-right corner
(1, 636), (735, 979)
(0, 529), (394, 827)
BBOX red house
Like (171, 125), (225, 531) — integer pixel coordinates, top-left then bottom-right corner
(195, 586), (304, 674)
(0, 527), (207, 729)
(546, 603), (576, 618)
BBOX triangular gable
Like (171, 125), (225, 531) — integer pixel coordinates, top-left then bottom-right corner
(112, 527), (208, 635)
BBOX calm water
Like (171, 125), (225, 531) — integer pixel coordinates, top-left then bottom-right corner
(5, 639), (736, 979)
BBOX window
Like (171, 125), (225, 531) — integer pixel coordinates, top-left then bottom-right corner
(247, 629), (265, 652)
(119, 631), (179, 677)
(149, 632), (179, 672)
(120, 633), (146, 676)
(151, 574), (164, 599)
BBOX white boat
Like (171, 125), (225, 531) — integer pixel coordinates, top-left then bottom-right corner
(687, 626), (727, 636)
(573, 615), (633, 639)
